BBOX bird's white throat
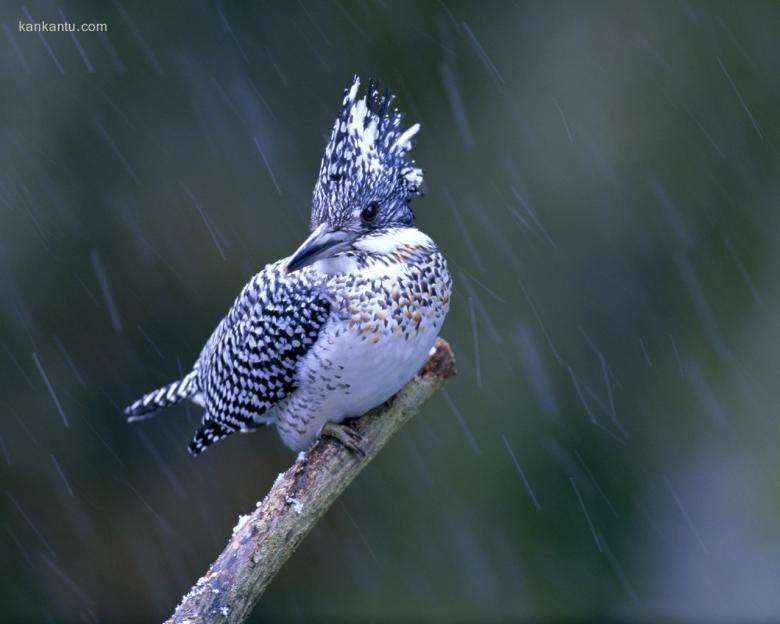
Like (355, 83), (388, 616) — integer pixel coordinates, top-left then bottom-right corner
(313, 227), (433, 277)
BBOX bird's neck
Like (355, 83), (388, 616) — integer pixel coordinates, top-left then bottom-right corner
(314, 227), (436, 277)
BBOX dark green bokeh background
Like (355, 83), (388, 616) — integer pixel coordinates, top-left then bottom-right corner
(2, 1), (779, 621)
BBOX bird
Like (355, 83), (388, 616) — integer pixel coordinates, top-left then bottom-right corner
(125, 76), (452, 456)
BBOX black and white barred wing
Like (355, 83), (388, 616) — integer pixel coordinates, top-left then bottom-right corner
(190, 266), (332, 455)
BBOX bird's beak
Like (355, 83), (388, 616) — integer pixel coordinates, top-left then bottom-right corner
(286, 223), (357, 273)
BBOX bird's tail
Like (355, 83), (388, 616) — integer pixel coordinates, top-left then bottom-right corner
(125, 369), (199, 421)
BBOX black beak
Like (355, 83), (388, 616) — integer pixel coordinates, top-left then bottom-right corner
(286, 224), (357, 273)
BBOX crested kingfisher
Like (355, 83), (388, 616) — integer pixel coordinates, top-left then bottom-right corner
(125, 76), (452, 455)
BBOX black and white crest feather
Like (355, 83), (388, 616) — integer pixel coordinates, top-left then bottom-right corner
(311, 76), (423, 229)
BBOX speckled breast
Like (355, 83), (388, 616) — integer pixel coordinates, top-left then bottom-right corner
(322, 248), (451, 415)
(277, 240), (451, 451)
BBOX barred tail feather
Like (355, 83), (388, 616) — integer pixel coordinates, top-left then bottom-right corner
(188, 420), (235, 456)
(125, 370), (198, 422)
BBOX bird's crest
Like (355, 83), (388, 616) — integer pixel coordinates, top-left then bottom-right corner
(311, 76), (423, 229)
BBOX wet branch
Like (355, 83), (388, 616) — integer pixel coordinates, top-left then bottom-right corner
(166, 338), (456, 624)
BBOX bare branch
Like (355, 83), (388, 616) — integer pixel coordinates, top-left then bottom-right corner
(166, 338), (456, 624)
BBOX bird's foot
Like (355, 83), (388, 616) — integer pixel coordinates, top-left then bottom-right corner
(321, 421), (365, 457)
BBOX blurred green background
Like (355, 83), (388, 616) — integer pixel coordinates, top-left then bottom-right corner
(2, 1), (779, 621)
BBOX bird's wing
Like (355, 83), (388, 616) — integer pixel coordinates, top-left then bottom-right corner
(189, 262), (332, 454)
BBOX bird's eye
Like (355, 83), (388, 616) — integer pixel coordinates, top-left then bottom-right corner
(361, 202), (380, 223)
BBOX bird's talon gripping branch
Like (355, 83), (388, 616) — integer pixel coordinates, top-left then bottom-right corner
(321, 421), (366, 457)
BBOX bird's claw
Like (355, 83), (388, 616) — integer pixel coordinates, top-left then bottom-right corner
(321, 422), (365, 457)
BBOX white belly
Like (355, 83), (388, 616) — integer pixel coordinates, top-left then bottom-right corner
(326, 317), (439, 416)
(276, 315), (440, 451)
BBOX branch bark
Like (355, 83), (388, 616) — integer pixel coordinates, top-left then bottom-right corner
(166, 338), (456, 624)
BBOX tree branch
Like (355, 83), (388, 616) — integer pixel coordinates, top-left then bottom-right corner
(166, 338), (456, 624)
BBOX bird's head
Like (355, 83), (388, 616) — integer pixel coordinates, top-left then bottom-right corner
(287, 76), (423, 272)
